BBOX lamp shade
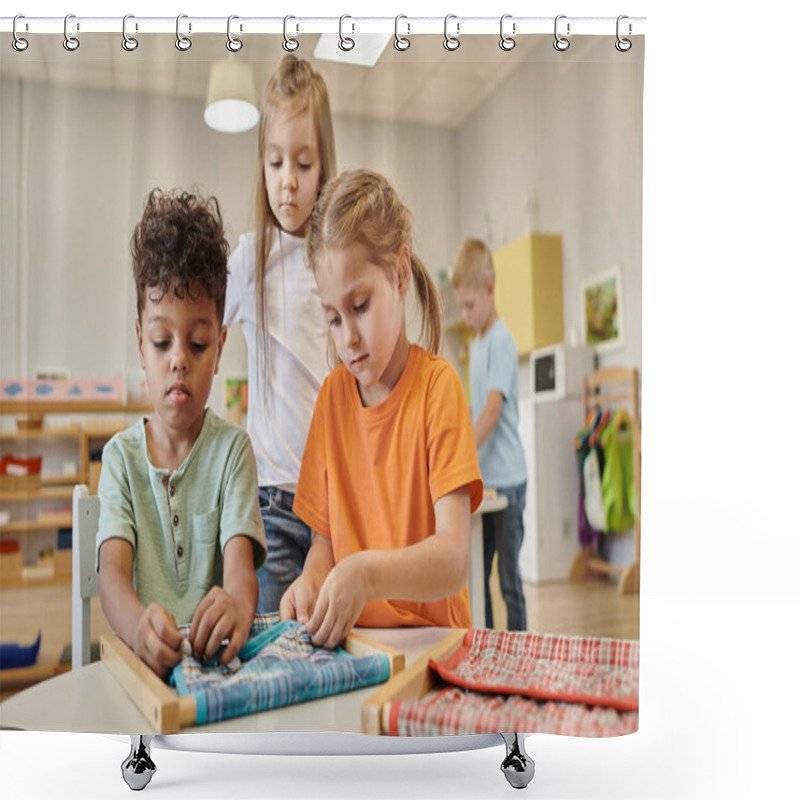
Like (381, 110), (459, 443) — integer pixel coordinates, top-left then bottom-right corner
(204, 60), (259, 134)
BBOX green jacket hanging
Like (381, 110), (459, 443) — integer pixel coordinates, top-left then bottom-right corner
(599, 410), (638, 533)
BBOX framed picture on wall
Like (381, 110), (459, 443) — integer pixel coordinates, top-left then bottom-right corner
(581, 267), (624, 352)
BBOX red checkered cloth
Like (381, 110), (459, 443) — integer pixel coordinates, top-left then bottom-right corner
(387, 687), (638, 737)
(429, 629), (639, 712)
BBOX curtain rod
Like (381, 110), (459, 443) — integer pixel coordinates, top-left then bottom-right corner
(1, 16), (646, 37)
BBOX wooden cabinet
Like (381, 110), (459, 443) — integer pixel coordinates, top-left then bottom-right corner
(493, 233), (564, 356)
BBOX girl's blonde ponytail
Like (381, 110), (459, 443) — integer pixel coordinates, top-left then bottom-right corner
(308, 169), (443, 355)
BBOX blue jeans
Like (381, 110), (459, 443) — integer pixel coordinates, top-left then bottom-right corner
(483, 482), (527, 631)
(256, 487), (313, 614)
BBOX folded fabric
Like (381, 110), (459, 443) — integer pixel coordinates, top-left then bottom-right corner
(429, 629), (639, 712)
(171, 612), (390, 725)
(387, 687), (638, 737)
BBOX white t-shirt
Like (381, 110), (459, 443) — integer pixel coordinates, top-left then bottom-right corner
(224, 230), (329, 491)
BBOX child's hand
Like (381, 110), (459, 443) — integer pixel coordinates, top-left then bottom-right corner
(189, 586), (250, 666)
(279, 573), (318, 626)
(133, 603), (183, 678)
(305, 554), (370, 649)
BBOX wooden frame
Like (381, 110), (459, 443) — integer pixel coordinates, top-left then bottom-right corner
(569, 366), (641, 595)
(362, 628), (467, 735)
(101, 631), (405, 734)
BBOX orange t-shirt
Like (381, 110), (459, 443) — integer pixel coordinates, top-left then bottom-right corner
(293, 345), (483, 628)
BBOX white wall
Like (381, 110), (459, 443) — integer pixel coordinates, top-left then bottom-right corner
(0, 79), (21, 376)
(455, 56), (643, 568)
(457, 58), (643, 375)
(0, 78), (460, 417)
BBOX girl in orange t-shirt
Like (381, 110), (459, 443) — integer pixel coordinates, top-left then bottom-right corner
(280, 169), (483, 648)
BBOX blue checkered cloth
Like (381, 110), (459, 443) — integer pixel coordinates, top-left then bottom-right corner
(170, 613), (390, 725)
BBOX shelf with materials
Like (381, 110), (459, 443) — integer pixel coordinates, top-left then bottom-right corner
(0, 514), (74, 534)
(2, 407), (148, 486)
(0, 486), (75, 502)
(0, 400), (149, 691)
(1, 570), (72, 590)
(0, 423), (84, 442)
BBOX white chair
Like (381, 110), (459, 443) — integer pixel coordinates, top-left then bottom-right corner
(71, 484), (159, 789)
(71, 484), (99, 670)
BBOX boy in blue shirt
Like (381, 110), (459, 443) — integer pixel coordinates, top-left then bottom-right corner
(451, 239), (527, 630)
(97, 189), (266, 677)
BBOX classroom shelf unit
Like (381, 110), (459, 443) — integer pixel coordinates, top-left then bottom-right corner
(0, 399), (148, 689)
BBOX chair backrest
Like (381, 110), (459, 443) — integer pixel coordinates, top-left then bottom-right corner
(71, 484), (100, 669)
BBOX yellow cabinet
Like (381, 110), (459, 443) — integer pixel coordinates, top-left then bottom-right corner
(493, 234), (564, 356)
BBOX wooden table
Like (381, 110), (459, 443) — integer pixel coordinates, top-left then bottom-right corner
(0, 627), (452, 734)
(0, 497), (505, 733)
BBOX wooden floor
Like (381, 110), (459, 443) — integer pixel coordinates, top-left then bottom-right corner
(490, 569), (639, 640)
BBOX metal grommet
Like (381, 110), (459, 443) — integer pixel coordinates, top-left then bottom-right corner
(282, 16), (299, 52)
(12, 15), (29, 52)
(338, 15), (355, 52)
(443, 14), (460, 51)
(394, 15), (410, 51)
(175, 14), (192, 51)
(226, 15), (243, 52)
(122, 14), (138, 51)
(615, 15), (632, 52)
(63, 13), (80, 52)
(499, 14), (516, 51)
(553, 14), (570, 52)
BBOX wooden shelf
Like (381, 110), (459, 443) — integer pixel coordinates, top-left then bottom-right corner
(84, 421), (126, 438)
(0, 401), (142, 697)
(0, 514), (73, 533)
(40, 473), (82, 487)
(0, 571), (71, 589)
(0, 486), (75, 502)
(0, 424), (83, 442)
(0, 661), (70, 685)
(0, 400), (151, 415)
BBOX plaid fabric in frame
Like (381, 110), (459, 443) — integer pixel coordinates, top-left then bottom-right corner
(430, 629), (639, 712)
(387, 687), (638, 737)
(170, 613), (390, 725)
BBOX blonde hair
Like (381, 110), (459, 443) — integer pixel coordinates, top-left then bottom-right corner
(449, 238), (495, 290)
(307, 169), (442, 356)
(254, 55), (337, 385)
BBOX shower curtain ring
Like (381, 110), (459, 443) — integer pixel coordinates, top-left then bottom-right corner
(553, 14), (570, 51)
(338, 15), (355, 51)
(394, 15), (410, 51)
(615, 15), (632, 52)
(499, 14), (516, 51)
(226, 15), (243, 52)
(283, 16), (299, 51)
(175, 14), (192, 51)
(122, 14), (138, 51)
(12, 15), (29, 52)
(63, 14), (80, 51)
(443, 14), (460, 51)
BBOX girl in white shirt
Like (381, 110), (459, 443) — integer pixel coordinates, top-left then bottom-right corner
(224, 55), (337, 612)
